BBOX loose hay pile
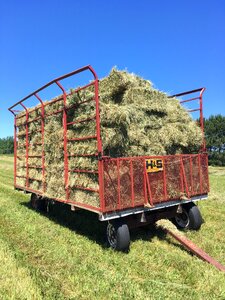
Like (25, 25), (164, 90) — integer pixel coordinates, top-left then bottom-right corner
(16, 68), (203, 208)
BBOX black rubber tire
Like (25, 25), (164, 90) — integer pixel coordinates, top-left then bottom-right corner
(107, 220), (130, 252)
(30, 193), (47, 212)
(188, 204), (203, 230)
(173, 203), (203, 230)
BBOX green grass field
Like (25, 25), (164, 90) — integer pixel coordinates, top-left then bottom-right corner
(0, 155), (225, 300)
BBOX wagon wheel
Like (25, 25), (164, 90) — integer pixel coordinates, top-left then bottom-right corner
(30, 193), (48, 212)
(106, 220), (130, 252)
(173, 203), (203, 230)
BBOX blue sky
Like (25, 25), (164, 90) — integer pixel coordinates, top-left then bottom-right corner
(0, 0), (224, 138)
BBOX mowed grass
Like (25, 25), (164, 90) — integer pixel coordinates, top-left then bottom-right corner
(0, 155), (225, 300)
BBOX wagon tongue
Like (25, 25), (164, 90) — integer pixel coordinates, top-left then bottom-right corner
(160, 225), (225, 273)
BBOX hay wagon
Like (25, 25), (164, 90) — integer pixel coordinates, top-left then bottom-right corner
(8, 65), (209, 251)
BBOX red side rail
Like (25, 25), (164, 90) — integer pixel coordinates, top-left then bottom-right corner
(8, 65), (104, 213)
(169, 88), (206, 151)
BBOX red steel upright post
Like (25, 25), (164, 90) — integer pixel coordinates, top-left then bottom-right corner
(34, 93), (46, 192)
(130, 159), (135, 207)
(143, 160), (148, 206)
(199, 88), (206, 151)
(117, 158), (121, 210)
(14, 116), (17, 187)
(198, 154), (203, 194)
(20, 103), (29, 188)
(89, 66), (105, 212)
(9, 111), (17, 188)
(180, 156), (190, 199)
(189, 156), (194, 195)
(146, 173), (153, 206)
(179, 156), (184, 195)
(55, 81), (69, 201)
(162, 158), (168, 200)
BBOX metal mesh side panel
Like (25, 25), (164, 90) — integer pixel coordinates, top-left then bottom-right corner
(103, 158), (146, 212)
(103, 159), (118, 211)
(191, 156), (201, 195)
(133, 160), (145, 206)
(119, 160), (132, 209)
(201, 154), (209, 193)
(165, 157), (182, 200)
(102, 154), (209, 213)
(147, 171), (164, 204)
(182, 156), (192, 196)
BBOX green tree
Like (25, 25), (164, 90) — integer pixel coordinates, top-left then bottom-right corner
(0, 136), (14, 154)
(204, 115), (225, 166)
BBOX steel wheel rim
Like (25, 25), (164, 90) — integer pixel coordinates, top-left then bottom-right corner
(175, 210), (190, 228)
(107, 223), (117, 248)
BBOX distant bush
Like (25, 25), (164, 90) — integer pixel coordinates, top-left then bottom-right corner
(208, 152), (225, 166)
(0, 136), (14, 154)
(204, 114), (225, 166)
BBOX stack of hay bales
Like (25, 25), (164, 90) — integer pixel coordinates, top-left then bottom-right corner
(16, 68), (203, 207)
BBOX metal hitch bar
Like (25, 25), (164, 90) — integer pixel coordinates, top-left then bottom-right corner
(162, 227), (225, 273)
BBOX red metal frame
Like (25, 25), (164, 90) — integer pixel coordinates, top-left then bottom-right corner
(102, 153), (209, 213)
(169, 87), (206, 151)
(9, 67), (209, 215)
(34, 93), (46, 192)
(9, 65), (104, 212)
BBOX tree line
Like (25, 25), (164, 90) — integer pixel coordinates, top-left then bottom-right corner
(0, 136), (14, 154)
(0, 115), (225, 165)
(204, 115), (225, 166)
